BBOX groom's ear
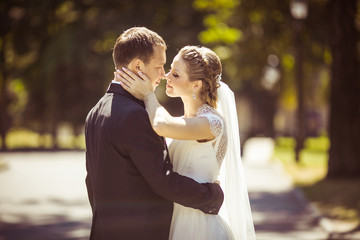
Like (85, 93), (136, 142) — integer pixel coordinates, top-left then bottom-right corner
(130, 59), (144, 73)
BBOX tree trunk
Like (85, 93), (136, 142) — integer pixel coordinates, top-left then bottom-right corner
(0, 46), (9, 151)
(327, 0), (360, 178)
(294, 20), (306, 162)
(245, 85), (276, 138)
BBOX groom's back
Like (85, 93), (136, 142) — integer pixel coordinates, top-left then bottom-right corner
(85, 86), (172, 240)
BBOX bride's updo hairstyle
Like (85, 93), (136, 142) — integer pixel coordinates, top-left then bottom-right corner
(179, 46), (222, 109)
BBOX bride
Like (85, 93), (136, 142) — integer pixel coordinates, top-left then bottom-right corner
(116, 46), (256, 240)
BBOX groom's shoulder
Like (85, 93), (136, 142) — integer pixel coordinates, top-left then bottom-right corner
(116, 107), (153, 136)
(113, 95), (146, 114)
(122, 104), (149, 124)
(112, 96), (149, 124)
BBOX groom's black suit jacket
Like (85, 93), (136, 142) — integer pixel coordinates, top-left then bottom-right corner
(85, 83), (224, 240)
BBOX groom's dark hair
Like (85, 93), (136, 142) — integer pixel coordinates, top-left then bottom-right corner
(112, 27), (166, 69)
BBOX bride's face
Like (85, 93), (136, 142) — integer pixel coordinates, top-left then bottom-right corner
(165, 53), (193, 98)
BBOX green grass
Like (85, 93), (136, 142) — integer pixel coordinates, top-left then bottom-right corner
(1, 128), (85, 150)
(273, 146), (328, 185)
(273, 136), (328, 185)
(273, 137), (360, 228)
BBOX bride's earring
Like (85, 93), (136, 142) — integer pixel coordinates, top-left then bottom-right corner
(193, 89), (196, 100)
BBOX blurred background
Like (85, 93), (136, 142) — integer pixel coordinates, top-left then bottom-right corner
(0, 0), (359, 238)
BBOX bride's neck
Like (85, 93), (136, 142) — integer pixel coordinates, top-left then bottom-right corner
(182, 96), (204, 118)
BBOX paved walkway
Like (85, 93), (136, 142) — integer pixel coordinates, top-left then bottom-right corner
(242, 137), (328, 240)
(0, 152), (91, 240)
(0, 143), (333, 239)
(245, 163), (327, 239)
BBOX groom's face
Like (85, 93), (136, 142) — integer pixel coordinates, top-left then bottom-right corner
(141, 45), (166, 88)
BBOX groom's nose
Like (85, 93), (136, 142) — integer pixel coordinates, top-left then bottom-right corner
(159, 67), (165, 78)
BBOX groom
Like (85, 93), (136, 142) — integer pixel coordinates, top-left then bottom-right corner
(85, 27), (224, 239)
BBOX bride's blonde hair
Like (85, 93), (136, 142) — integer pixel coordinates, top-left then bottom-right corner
(179, 46), (222, 108)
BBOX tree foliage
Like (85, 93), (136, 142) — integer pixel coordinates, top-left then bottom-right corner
(194, 0), (330, 138)
(0, 0), (205, 149)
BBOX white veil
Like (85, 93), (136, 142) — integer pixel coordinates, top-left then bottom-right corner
(217, 81), (256, 240)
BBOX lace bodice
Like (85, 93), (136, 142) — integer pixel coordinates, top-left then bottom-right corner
(197, 104), (228, 166)
(167, 104), (228, 183)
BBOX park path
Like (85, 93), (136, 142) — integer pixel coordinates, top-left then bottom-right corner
(0, 143), (329, 240)
(244, 163), (327, 239)
(0, 152), (91, 240)
(243, 138), (328, 240)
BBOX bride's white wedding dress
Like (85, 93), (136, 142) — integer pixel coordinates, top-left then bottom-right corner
(168, 104), (235, 240)
(168, 81), (256, 240)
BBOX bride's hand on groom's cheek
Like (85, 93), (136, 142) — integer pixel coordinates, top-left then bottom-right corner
(114, 67), (153, 100)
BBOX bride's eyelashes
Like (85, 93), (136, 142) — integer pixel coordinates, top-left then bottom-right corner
(169, 69), (179, 78)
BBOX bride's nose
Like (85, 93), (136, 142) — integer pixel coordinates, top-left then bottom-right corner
(165, 72), (171, 81)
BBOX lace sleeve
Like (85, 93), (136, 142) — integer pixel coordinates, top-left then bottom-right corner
(197, 105), (228, 166)
(197, 105), (224, 138)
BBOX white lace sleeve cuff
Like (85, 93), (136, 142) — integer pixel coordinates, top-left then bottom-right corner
(200, 113), (224, 138)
